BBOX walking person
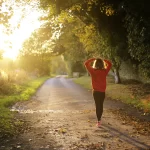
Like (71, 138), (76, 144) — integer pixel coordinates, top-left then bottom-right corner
(84, 57), (112, 127)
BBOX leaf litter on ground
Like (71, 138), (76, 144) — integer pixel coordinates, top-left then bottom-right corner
(109, 109), (150, 136)
(69, 142), (105, 150)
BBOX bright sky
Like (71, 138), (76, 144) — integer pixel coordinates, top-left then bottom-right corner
(0, 1), (43, 60)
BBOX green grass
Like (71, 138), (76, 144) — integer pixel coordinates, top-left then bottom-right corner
(0, 76), (50, 137)
(74, 76), (91, 89)
(73, 76), (150, 113)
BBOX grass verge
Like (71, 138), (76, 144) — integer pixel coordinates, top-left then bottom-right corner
(73, 75), (150, 113)
(0, 76), (50, 138)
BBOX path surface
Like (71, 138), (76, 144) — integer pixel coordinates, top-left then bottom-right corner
(1, 76), (150, 150)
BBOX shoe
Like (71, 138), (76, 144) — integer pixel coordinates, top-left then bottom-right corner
(96, 121), (101, 128)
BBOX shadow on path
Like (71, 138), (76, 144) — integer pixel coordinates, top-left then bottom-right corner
(101, 123), (150, 150)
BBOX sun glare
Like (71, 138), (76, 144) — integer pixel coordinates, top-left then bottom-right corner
(0, 1), (43, 60)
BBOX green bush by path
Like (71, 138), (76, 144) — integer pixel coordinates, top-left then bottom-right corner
(0, 76), (50, 138)
(73, 76), (150, 113)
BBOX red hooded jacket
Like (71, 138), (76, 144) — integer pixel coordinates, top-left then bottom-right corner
(84, 58), (112, 92)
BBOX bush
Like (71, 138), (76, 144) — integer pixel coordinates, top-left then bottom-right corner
(8, 70), (28, 83)
(0, 70), (27, 95)
(0, 82), (23, 95)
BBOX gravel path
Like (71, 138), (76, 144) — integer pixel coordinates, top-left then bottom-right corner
(1, 76), (150, 150)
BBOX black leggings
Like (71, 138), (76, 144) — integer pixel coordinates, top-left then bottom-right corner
(93, 91), (105, 121)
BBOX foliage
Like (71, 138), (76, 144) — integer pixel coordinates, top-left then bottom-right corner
(20, 24), (53, 55)
(50, 56), (67, 75)
(20, 0), (150, 81)
(123, 0), (150, 78)
(0, 0), (38, 35)
(0, 0), (13, 26)
(0, 68), (29, 95)
(39, 0), (129, 83)
(75, 23), (101, 55)
(18, 54), (51, 76)
(0, 82), (23, 95)
(19, 25), (54, 75)
(58, 19), (87, 75)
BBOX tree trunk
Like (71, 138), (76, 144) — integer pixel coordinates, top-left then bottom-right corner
(114, 69), (121, 84)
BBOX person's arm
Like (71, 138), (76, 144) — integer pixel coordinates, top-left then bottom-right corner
(104, 59), (112, 74)
(84, 58), (95, 73)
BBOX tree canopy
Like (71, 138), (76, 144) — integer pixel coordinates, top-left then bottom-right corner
(14, 0), (150, 81)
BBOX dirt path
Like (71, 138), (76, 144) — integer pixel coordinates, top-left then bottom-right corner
(1, 76), (150, 150)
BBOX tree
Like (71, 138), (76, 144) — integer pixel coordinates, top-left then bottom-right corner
(18, 54), (51, 76)
(38, 0), (150, 81)
(123, 0), (150, 78)
(55, 18), (87, 76)
(0, 0), (13, 26)
(19, 24), (54, 75)
(39, 0), (129, 83)
(20, 21), (53, 55)
(50, 56), (67, 75)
